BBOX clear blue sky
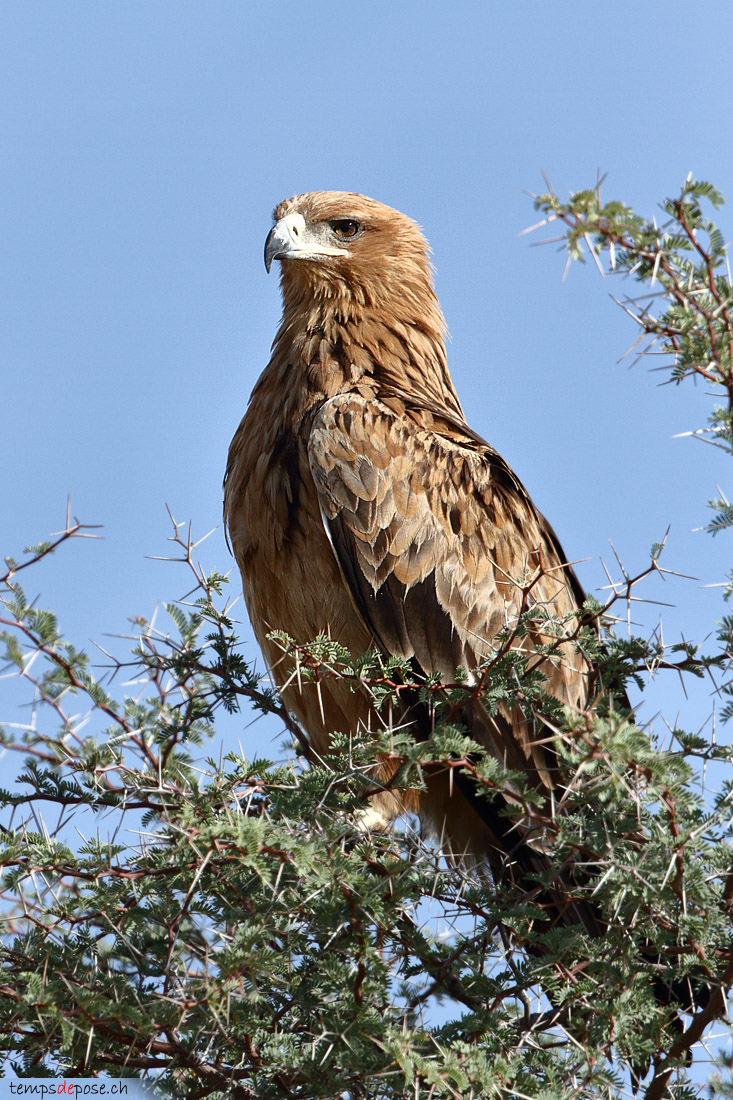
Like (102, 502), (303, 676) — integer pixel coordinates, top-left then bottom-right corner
(2, 0), (733, 757)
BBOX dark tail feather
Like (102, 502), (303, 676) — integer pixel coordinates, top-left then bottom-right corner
(409, 696), (711, 1019)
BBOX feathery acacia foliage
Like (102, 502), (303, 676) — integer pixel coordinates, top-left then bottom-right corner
(1, 178), (733, 1099)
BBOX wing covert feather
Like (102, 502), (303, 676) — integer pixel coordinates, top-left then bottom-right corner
(308, 393), (589, 778)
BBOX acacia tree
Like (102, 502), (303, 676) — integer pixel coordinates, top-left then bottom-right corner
(1, 178), (732, 1099)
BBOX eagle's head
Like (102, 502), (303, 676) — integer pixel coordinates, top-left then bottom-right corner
(264, 191), (435, 313)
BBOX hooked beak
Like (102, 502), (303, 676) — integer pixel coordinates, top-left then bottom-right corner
(264, 212), (349, 272)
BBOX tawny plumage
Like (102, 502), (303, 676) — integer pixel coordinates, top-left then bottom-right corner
(225, 191), (592, 926)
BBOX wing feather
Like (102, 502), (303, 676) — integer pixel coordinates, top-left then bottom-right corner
(308, 392), (590, 790)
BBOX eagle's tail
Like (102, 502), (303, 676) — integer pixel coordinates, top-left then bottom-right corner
(411, 696), (709, 1019)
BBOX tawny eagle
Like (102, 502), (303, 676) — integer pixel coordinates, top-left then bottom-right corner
(224, 191), (594, 928)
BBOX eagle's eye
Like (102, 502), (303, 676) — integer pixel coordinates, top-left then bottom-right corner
(330, 218), (361, 239)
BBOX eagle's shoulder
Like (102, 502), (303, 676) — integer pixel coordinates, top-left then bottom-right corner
(308, 389), (562, 572)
